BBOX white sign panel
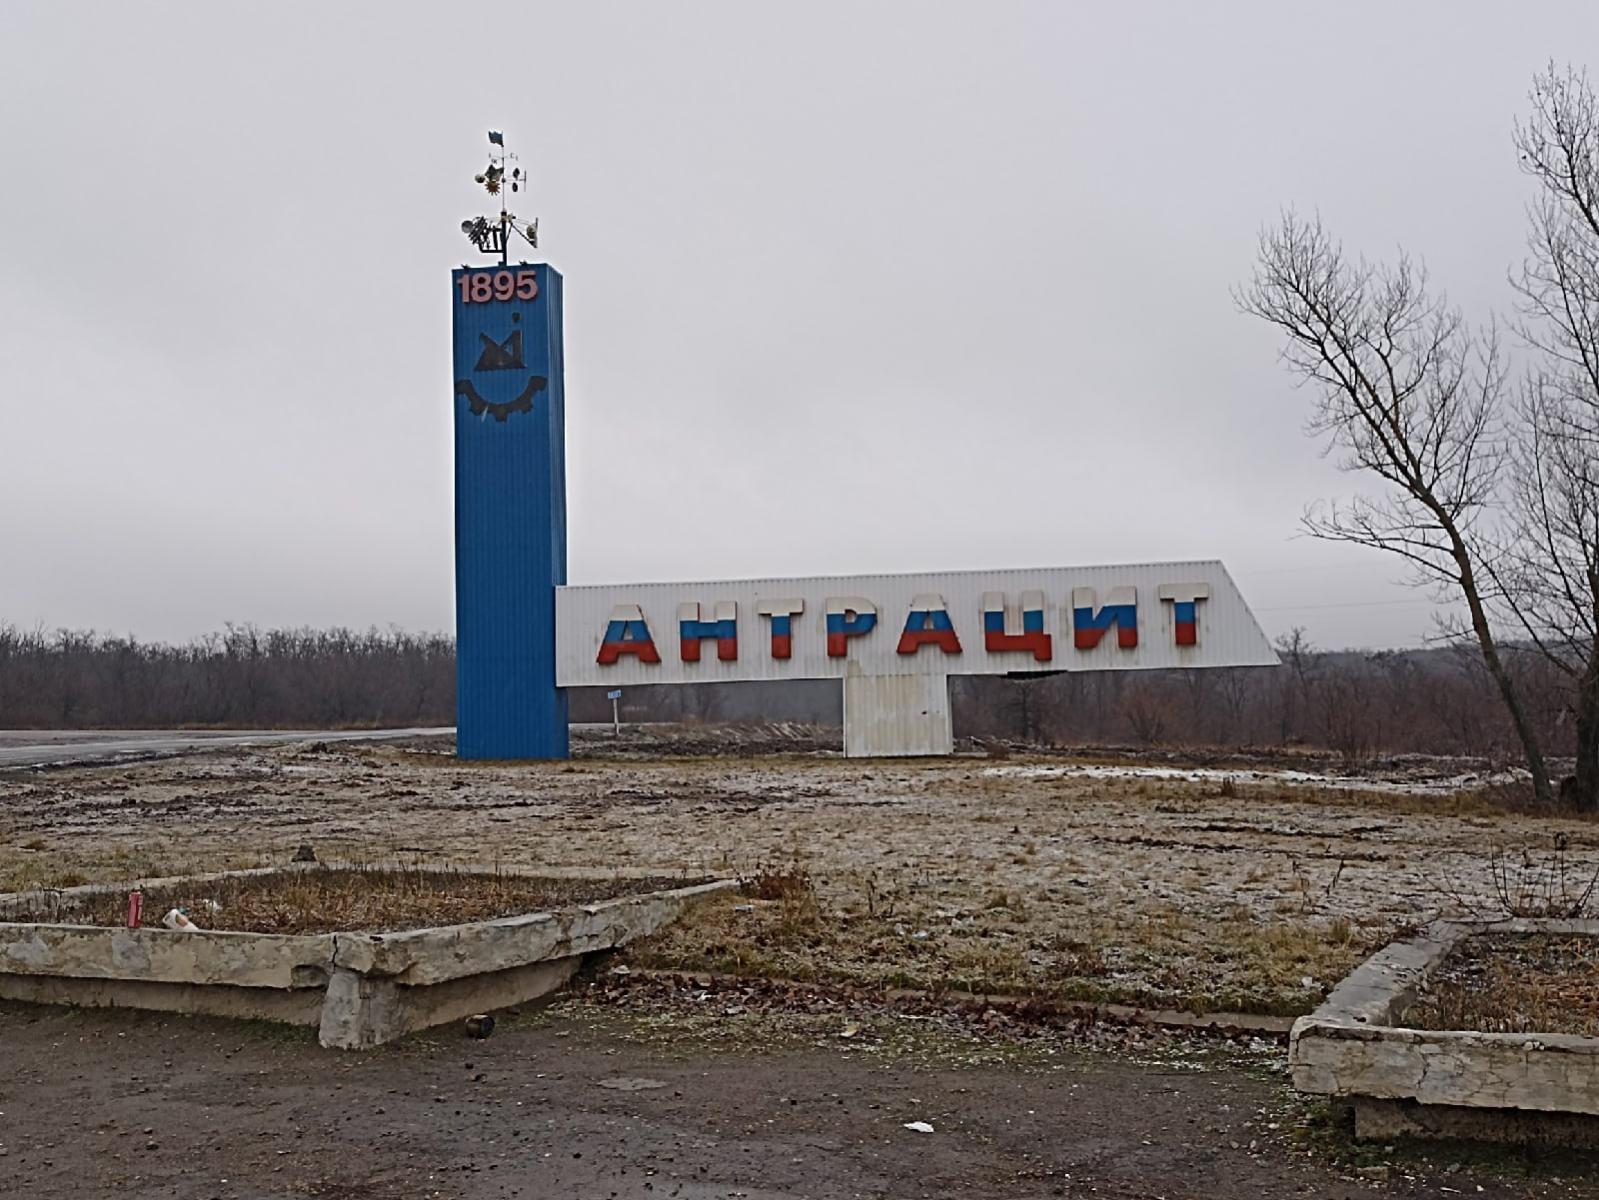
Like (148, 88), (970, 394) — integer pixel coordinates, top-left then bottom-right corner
(556, 561), (1276, 688)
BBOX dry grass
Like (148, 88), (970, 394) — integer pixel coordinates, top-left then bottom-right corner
(1, 866), (706, 934)
(1405, 934), (1599, 1037)
(739, 858), (815, 902)
(629, 877), (1373, 1015)
(3, 742), (1596, 1015)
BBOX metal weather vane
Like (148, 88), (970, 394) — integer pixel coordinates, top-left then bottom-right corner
(461, 130), (540, 265)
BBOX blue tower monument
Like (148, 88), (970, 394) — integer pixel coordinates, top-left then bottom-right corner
(452, 133), (569, 759)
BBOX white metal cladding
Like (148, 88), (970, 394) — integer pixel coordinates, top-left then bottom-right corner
(843, 673), (953, 757)
(556, 560), (1277, 687)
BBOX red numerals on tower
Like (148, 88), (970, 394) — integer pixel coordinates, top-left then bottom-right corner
(458, 270), (538, 304)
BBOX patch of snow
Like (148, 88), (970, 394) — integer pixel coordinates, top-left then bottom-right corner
(979, 763), (1522, 797)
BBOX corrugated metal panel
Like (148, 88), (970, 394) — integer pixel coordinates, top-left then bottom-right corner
(453, 265), (569, 759)
(843, 671), (953, 756)
(555, 560), (1278, 688)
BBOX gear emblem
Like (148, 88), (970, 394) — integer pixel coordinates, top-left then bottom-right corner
(455, 374), (547, 422)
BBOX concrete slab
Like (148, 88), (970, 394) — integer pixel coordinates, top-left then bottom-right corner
(0, 867), (734, 1048)
(1290, 918), (1599, 1143)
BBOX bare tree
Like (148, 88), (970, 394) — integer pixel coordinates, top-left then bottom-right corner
(1490, 64), (1599, 810)
(1121, 687), (1169, 747)
(1271, 626), (1318, 744)
(1317, 671), (1376, 769)
(1215, 666), (1254, 744)
(1239, 214), (1556, 803)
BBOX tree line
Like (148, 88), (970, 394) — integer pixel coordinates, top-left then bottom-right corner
(0, 625), (454, 729)
(953, 631), (1577, 768)
(3, 624), (1578, 777)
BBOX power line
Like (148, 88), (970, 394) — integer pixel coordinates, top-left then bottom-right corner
(1239, 563), (1382, 576)
(1256, 598), (1449, 613)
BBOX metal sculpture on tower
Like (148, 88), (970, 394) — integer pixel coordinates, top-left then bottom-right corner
(452, 131), (569, 760)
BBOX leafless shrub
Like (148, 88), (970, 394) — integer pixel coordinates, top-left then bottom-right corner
(1122, 692), (1168, 747)
(1433, 841), (1599, 919)
(738, 857), (821, 938)
(739, 857), (814, 902)
(1488, 844), (1599, 918)
(1317, 673), (1377, 768)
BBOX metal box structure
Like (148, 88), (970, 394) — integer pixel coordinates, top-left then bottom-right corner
(556, 562), (1277, 756)
(452, 264), (569, 759)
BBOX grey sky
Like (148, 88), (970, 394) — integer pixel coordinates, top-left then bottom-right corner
(2, 2), (1591, 650)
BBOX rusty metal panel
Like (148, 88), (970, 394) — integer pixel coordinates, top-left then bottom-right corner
(555, 560), (1277, 688)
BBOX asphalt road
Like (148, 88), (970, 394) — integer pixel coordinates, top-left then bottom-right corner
(0, 727), (452, 769)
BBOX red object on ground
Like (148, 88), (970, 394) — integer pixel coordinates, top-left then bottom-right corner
(126, 891), (142, 929)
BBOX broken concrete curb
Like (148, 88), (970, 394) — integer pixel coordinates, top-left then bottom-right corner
(0, 869), (735, 1049)
(1289, 918), (1599, 1144)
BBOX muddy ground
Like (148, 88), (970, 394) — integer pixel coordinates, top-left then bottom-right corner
(1, 727), (1595, 1014)
(3, 982), (1597, 1200)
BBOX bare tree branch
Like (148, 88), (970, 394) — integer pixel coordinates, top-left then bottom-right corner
(1503, 64), (1599, 809)
(1238, 211), (1555, 804)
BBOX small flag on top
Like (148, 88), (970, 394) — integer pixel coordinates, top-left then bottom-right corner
(487, 130), (504, 146)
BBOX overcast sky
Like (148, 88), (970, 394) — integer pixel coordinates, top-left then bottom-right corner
(2, 2), (1593, 650)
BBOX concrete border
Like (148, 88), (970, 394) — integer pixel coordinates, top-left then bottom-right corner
(0, 866), (734, 1048)
(1289, 918), (1599, 1145)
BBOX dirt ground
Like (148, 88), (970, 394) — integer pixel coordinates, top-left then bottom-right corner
(2, 983), (1596, 1200)
(4, 730), (1599, 1196)
(1, 729), (1594, 1014)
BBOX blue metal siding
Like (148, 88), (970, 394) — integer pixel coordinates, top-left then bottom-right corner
(453, 265), (569, 759)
